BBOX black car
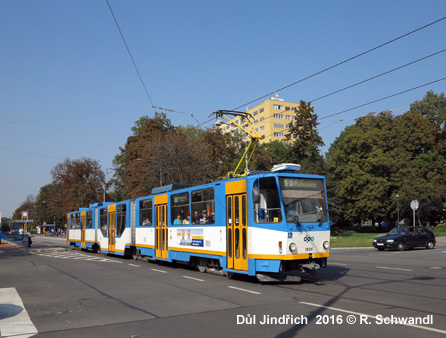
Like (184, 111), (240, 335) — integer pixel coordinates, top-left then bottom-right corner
(373, 226), (436, 251)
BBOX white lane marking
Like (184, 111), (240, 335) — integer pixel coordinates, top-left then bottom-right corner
(182, 276), (204, 282)
(151, 269), (167, 273)
(0, 287), (38, 338)
(376, 266), (412, 271)
(30, 251), (122, 263)
(228, 286), (261, 295)
(128, 264), (140, 268)
(300, 301), (446, 335)
(330, 263), (348, 266)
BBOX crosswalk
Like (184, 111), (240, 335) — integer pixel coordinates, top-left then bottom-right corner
(30, 250), (123, 263)
(0, 287), (38, 338)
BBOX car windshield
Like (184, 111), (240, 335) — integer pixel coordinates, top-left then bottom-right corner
(388, 228), (407, 235)
(279, 177), (328, 223)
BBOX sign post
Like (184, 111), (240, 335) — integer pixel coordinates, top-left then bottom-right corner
(410, 200), (419, 227)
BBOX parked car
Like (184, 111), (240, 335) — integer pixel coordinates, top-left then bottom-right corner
(373, 226), (436, 251)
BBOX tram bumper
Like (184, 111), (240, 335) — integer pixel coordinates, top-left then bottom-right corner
(256, 258), (325, 282)
(256, 273), (302, 283)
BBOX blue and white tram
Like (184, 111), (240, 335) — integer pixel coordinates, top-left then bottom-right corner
(67, 164), (330, 281)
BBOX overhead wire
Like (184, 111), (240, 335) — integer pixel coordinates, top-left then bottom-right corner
(0, 147), (63, 160)
(309, 48), (446, 102)
(257, 76), (446, 139)
(0, 107), (150, 126)
(106, 0), (154, 107)
(319, 76), (446, 120)
(231, 16), (446, 111)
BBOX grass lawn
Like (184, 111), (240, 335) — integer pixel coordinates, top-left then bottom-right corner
(330, 232), (378, 248)
(331, 230), (446, 248)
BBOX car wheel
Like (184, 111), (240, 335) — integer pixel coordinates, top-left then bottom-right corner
(397, 242), (405, 251)
(426, 241), (435, 249)
(377, 248), (385, 251)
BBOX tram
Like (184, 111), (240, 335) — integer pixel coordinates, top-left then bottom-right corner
(67, 163), (330, 281)
(67, 110), (330, 281)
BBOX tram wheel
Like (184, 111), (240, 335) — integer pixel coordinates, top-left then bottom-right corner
(197, 258), (207, 273)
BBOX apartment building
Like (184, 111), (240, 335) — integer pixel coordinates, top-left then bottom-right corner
(216, 94), (300, 144)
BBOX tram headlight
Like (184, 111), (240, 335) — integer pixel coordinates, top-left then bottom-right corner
(289, 242), (297, 252)
(323, 241), (330, 249)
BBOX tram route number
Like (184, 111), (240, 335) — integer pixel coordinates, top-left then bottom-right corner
(304, 247), (313, 252)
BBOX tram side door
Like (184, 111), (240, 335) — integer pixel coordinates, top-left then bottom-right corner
(155, 194), (168, 259)
(108, 204), (116, 252)
(80, 210), (86, 248)
(226, 180), (248, 272)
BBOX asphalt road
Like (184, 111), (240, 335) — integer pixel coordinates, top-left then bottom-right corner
(1, 236), (445, 338)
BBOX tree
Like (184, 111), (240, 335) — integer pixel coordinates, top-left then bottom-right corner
(50, 157), (105, 216)
(285, 100), (324, 174)
(326, 110), (445, 226)
(410, 90), (446, 130)
(200, 127), (240, 178)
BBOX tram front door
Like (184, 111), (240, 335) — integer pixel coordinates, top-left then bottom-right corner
(226, 180), (248, 271)
(155, 194), (168, 259)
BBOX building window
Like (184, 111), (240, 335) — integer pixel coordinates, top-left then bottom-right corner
(139, 199), (152, 226)
(260, 126), (265, 131)
(259, 108), (264, 113)
(253, 110), (258, 116)
(273, 104), (283, 110)
(274, 123), (284, 129)
(292, 107), (297, 112)
(260, 116), (264, 122)
(273, 114), (284, 119)
(254, 119), (258, 124)
(261, 135), (265, 139)
(285, 106), (290, 111)
(286, 115), (291, 120)
(274, 132), (284, 138)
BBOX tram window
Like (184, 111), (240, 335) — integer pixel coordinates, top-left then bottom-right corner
(70, 214), (75, 229)
(253, 177), (283, 223)
(171, 192), (189, 225)
(86, 210), (93, 229)
(235, 196), (240, 226)
(71, 213), (80, 229)
(99, 208), (108, 236)
(139, 199), (152, 226)
(279, 178), (328, 223)
(116, 204), (126, 237)
(191, 188), (215, 225)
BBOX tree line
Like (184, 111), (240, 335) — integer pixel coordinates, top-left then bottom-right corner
(12, 91), (446, 229)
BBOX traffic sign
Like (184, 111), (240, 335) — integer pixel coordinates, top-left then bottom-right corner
(410, 200), (419, 211)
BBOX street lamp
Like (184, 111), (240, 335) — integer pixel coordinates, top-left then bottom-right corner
(396, 193), (400, 227)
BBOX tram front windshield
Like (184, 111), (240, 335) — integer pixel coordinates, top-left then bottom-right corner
(279, 177), (328, 223)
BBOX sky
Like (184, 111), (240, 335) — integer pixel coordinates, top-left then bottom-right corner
(1, 0), (445, 218)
